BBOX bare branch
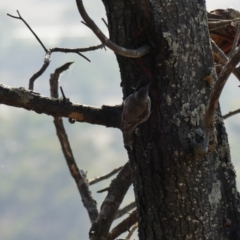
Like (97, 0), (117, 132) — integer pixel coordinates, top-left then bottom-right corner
(107, 210), (137, 240)
(101, 18), (108, 28)
(75, 0), (151, 58)
(0, 84), (122, 128)
(230, 23), (240, 58)
(50, 63), (98, 222)
(89, 166), (123, 185)
(126, 223), (138, 239)
(51, 44), (104, 53)
(199, 42), (240, 156)
(7, 10), (48, 52)
(208, 18), (240, 32)
(50, 62), (74, 98)
(211, 40), (228, 63)
(114, 201), (136, 220)
(89, 162), (132, 240)
(211, 40), (240, 81)
(29, 51), (51, 90)
(223, 109), (240, 119)
(97, 187), (110, 193)
(8, 11), (92, 90)
(205, 46), (240, 130)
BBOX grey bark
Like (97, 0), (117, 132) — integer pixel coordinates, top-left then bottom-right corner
(101, 0), (240, 239)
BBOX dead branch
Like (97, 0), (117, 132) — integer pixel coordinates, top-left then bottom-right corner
(97, 187), (110, 193)
(75, 0), (151, 58)
(201, 43), (240, 156)
(126, 223), (138, 239)
(7, 10), (48, 52)
(89, 162), (132, 240)
(211, 40), (228, 63)
(208, 18), (240, 32)
(114, 201), (136, 220)
(51, 44), (104, 53)
(89, 166), (123, 185)
(0, 84), (122, 128)
(229, 23), (240, 58)
(205, 46), (240, 129)
(50, 62), (98, 222)
(223, 109), (240, 119)
(8, 10), (92, 90)
(29, 51), (51, 90)
(107, 210), (137, 240)
(211, 40), (240, 81)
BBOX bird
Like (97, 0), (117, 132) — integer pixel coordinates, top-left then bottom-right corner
(121, 85), (151, 146)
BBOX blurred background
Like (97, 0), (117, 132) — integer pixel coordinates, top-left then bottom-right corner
(0, 0), (239, 239)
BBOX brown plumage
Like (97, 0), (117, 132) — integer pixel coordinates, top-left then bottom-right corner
(121, 85), (151, 146)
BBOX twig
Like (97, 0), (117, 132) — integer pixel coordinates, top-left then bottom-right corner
(75, 0), (151, 58)
(8, 11), (91, 90)
(60, 86), (67, 100)
(89, 162), (132, 240)
(102, 18), (108, 28)
(107, 210), (137, 240)
(50, 62), (98, 222)
(51, 44), (104, 53)
(211, 40), (240, 81)
(230, 23), (240, 58)
(114, 201), (136, 220)
(89, 166), (123, 185)
(7, 10), (48, 52)
(0, 84), (122, 129)
(29, 51), (51, 90)
(97, 187), (110, 193)
(126, 223), (138, 239)
(223, 109), (240, 119)
(208, 18), (240, 32)
(211, 40), (228, 63)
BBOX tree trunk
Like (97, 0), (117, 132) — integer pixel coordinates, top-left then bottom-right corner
(102, 0), (240, 239)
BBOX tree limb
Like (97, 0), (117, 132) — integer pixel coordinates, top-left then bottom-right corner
(107, 210), (137, 240)
(50, 44), (104, 54)
(211, 40), (240, 81)
(200, 42), (240, 156)
(223, 109), (240, 119)
(126, 223), (138, 239)
(205, 46), (240, 130)
(7, 10), (48, 52)
(114, 201), (136, 220)
(50, 62), (98, 222)
(229, 23), (240, 58)
(208, 18), (240, 31)
(0, 84), (121, 128)
(89, 166), (123, 185)
(89, 162), (132, 240)
(75, 0), (151, 58)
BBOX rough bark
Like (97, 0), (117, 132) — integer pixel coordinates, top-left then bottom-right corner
(102, 0), (240, 239)
(0, 84), (121, 128)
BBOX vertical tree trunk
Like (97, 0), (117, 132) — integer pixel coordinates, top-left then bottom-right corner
(102, 0), (240, 239)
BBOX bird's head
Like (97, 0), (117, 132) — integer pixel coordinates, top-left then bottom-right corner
(135, 85), (150, 101)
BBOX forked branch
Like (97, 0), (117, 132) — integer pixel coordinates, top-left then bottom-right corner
(7, 10), (103, 90)
(75, 0), (151, 58)
(107, 210), (137, 240)
(89, 162), (132, 240)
